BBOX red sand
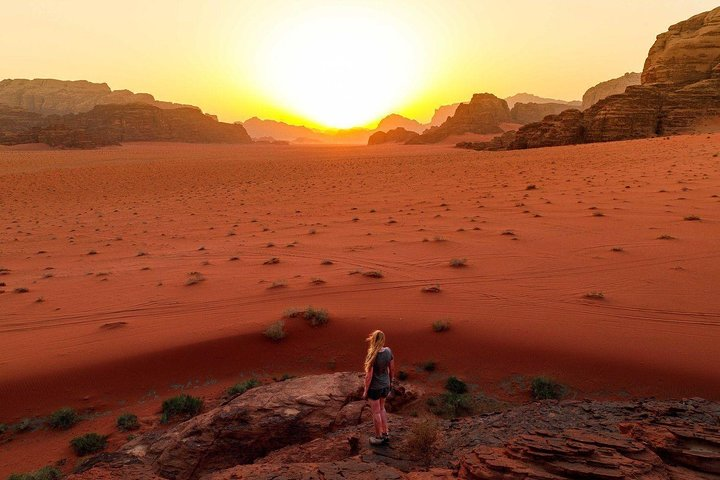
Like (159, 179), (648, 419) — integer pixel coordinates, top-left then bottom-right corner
(1, 137), (720, 473)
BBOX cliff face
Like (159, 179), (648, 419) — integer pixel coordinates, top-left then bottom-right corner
(0, 78), (195, 115)
(0, 103), (251, 148)
(409, 93), (511, 144)
(510, 102), (575, 124)
(461, 7), (720, 152)
(581, 72), (641, 109)
(367, 127), (420, 145)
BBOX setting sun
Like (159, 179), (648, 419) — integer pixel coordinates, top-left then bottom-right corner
(252, 5), (425, 129)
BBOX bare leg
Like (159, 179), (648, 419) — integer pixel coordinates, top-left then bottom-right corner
(379, 397), (388, 435)
(369, 399), (382, 436)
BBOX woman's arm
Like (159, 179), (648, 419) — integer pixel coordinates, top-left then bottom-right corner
(362, 367), (373, 399)
(388, 358), (396, 386)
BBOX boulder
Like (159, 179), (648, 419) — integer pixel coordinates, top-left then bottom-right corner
(582, 72), (641, 109)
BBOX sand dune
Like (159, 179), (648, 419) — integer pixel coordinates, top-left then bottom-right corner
(1, 137), (719, 474)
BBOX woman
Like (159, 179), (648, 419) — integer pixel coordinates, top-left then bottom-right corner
(362, 330), (395, 445)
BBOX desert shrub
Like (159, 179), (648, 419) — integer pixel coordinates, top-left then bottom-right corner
(268, 280), (287, 289)
(185, 271), (205, 286)
(0, 423), (6, 434)
(70, 432), (107, 456)
(14, 287), (29, 294)
(405, 417), (439, 466)
(304, 306), (329, 326)
(362, 270), (384, 278)
(421, 284), (441, 293)
(526, 184), (537, 190)
(116, 413), (139, 431)
(273, 373), (295, 382)
(445, 376), (468, 394)
(160, 394), (203, 423)
(264, 257), (280, 265)
(48, 407), (79, 430)
(397, 370), (409, 381)
(449, 258), (467, 268)
(427, 392), (474, 418)
(420, 360), (436, 372)
(592, 211), (605, 217)
(320, 259), (334, 265)
(531, 377), (565, 400)
(7, 466), (62, 480)
(432, 319), (451, 332)
(264, 320), (286, 341)
(684, 215), (701, 221)
(584, 291), (604, 299)
(657, 234), (676, 240)
(227, 378), (260, 397)
(610, 247), (624, 252)
(14, 418), (32, 433)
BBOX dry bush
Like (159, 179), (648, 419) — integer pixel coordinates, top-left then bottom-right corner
(405, 417), (440, 466)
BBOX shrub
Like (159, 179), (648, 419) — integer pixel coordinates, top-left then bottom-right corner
(7, 466), (62, 480)
(421, 284), (441, 293)
(657, 234), (676, 240)
(264, 320), (286, 341)
(531, 377), (565, 400)
(445, 376), (468, 394)
(14, 287), (29, 294)
(684, 215), (701, 221)
(268, 280), (287, 289)
(525, 184), (537, 190)
(15, 418), (32, 433)
(227, 378), (260, 397)
(70, 432), (107, 456)
(449, 258), (467, 268)
(427, 392), (474, 418)
(397, 370), (409, 381)
(405, 417), (439, 466)
(362, 270), (384, 278)
(264, 257), (280, 265)
(432, 320), (451, 332)
(320, 259), (334, 265)
(185, 271), (205, 286)
(304, 306), (329, 326)
(420, 360), (436, 372)
(160, 394), (203, 423)
(610, 247), (624, 252)
(116, 413), (139, 431)
(584, 291), (604, 299)
(48, 407), (79, 430)
(0, 423), (6, 434)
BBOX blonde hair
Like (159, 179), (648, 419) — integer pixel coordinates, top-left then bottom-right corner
(364, 330), (386, 372)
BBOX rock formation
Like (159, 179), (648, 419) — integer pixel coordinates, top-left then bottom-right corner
(429, 102), (462, 127)
(582, 72), (641, 109)
(505, 93), (581, 109)
(0, 103), (251, 148)
(409, 93), (511, 144)
(460, 7), (720, 151)
(510, 102), (576, 124)
(368, 127), (420, 145)
(0, 79), (195, 115)
(65, 372), (720, 480)
(375, 114), (425, 133)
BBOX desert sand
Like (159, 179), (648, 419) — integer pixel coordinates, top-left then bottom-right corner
(1, 137), (719, 473)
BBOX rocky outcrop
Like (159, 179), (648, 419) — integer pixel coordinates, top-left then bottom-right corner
(67, 374), (720, 480)
(510, 102), (576, 124)
(368, 127), (420, 145)
(409, 94), (511, 144)
(582, 73), (641, 109)
(0, 78), (195, 115)
(375, 114), (425, 134)
(0, 103), (251, 148)
(460, 7), (720, 152)
(505, 93), (580, 109)
(430, 103), (462, 127)
(642, 8), (720, 85)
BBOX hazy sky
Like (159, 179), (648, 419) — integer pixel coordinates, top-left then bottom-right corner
(1, 1), (717, 128)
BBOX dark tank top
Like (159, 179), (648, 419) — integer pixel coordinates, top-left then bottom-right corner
(370, 347), (393, 389)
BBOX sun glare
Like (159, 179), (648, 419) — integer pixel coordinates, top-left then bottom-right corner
(254, 6), (424, 129)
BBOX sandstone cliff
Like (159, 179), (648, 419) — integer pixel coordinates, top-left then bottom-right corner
(64, 372), (720, 480)
(0, 103), (251, 148)
(461, 7), (720, 152)
(505, 93), (580, 109)
(0, 78), (195, 115)
(409, 93), (511, 144)
(375, 114), (425, 133)
(510, 102), (575, 124)
(581, 72), (641, 109)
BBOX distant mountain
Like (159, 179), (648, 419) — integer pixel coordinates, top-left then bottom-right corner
(0, 78), (195, 115)
(582, 73), (641, 109)
(240, 117), (319, 142)
(430, 103), (462, 127)
(375, 114), (424, 133)
(504, 93), (581, 109)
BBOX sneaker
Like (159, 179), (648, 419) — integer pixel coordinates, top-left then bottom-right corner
(382, 433), (390, 444)
(369, 435), (385, 446)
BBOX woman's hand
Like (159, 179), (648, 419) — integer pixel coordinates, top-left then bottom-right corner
(362, 390), (368, 400)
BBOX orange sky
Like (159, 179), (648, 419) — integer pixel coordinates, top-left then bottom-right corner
(1, 1), (718, 129)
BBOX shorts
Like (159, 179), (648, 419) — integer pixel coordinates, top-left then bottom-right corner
(367, 387), (391, 400)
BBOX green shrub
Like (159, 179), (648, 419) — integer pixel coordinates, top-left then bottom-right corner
(160, 394), (203, 423)
(70, 432), (107, 456)
(48, 407), (79, 430)
(304, 306), (328, 326)
(227, 378), (260, 397)
(531, 377), (565, 400)
(449, 258), (467, 268)
(445, 376), (468, 394)
(427, 392), (474, 418)
(7, 466), (62, 480)
(0, 423), (6, 434)
(432, 320), (450, 332)
(397, 370), (409, 381)
(116, 413), (139, 431)
(420, 361), (436, 372)
(264, 320), (286, 341)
